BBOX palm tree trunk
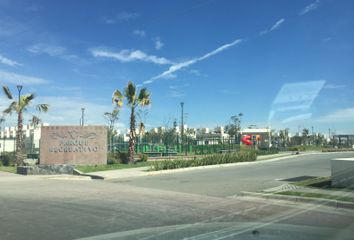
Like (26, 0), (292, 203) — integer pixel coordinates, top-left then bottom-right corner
(129, 107), (136, 163)
(16, 110), (24, 166)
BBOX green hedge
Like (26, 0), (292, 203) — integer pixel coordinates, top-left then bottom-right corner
(322, 148), (354, 152)
(149, 151), (257, 171)
(288, 146), (306, 151)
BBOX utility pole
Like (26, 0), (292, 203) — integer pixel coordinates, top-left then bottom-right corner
(311, 126), (314, 145)
(81, 108), (85, 126)
(180, 102), (184, 153)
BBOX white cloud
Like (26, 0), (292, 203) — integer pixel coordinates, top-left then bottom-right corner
(0, 54), (22, 67)
(316, 108), (354, 123)
(91, 49), (173, 65)
(133, 29), (146, 37)
(299, 0), (320, 16)
(143, 38), (243, 84)
(260, 18), (285, 36)
(0, 70), (49, 85)
(269, 18), (285, 32)
(26, 43), (66, 56)
(102, 12), (140, 24)
(155, 37), (164, 50)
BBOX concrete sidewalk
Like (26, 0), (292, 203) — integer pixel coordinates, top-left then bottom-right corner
(86, 152), (302, 180)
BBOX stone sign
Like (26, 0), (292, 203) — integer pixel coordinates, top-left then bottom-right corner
(40, 126), (107, 165)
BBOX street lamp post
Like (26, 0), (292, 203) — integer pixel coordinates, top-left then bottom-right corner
(16, 85), (23, 165)
(81, 108), (85, 126)
(180, 102), (184, 153)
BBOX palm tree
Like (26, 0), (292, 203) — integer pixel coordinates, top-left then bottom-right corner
(2, 85), (49, 166)
(112, 81), (151, 163)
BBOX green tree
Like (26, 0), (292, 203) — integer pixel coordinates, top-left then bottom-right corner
(104, 108), (120, 152)
(225, 113), (243, 142)
(2, 85), (49, 166)
(112, 81), (151, 163)
(302, 128), (309, 145)
(279, 128), (289, 147)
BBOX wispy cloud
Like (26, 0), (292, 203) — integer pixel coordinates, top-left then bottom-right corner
(154, 37), (164, 50)
(316, 108), (354, 123)
(324, 83), (346, 89)
(282, 113), (312, 123)
(0, 70), (49, 85)
(143, 38), (243, 84)
(270, 18), (285, 32)
(34, 96), (114, 125)
(0, 54), (22, 67)
(133, 29), (146, 37)
(167, 84), (190, 98)
(26, 43), (86, 64)
(299, 0), (320, 16)
(91, 49), (173, 65)
(26, 43), (66, 56)
(102, 12), (140, 24)
(260, 18), (285, 35)
(322, 37), (332, 42)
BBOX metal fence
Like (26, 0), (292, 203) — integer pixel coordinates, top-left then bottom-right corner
(108, 136), (241, 155)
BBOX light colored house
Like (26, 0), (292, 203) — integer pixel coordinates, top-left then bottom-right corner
(0, 123), (49, 155)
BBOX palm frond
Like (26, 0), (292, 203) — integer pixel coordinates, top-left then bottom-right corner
(20, 93), (36, 110)
(36, 104), (49, 112)
(30, 115), (41, 127)
(138, 88), (151, 106)
(124, 81), (136, 105)
(2, 86), (13, 99)
(112, 108), (119, 117)
(3, 101), (17, 115)
(112, 89), (123, 107)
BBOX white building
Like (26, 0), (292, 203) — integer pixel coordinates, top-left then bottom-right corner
(0, 123), (48, 154)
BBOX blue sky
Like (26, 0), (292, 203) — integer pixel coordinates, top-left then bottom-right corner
(0, 0), (353, 134)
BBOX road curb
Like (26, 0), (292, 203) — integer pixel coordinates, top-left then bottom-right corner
(73, 169), (105, 180)
(240, 191), (354, 210)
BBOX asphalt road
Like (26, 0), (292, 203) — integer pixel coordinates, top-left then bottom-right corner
(111, 152), (354, 197)
(0, 152), (353, 240)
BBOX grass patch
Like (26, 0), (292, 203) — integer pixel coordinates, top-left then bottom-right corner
(0, 166), (16, 174)
(75, 161), (150, 173)
(278, 191), (354, 203)
(292, 177), (331, 187)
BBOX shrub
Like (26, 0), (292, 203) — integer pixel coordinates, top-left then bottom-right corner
(257, 148), (279, 155)
(149, 151), (257, 171)
(139, 154), (148, 162)
(27, 153), (39, 159)
(118, 152), (129, 163)
(288, 146), (306, 152)
(1, 153), (15, 166)
(107, 152), (130, 164)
